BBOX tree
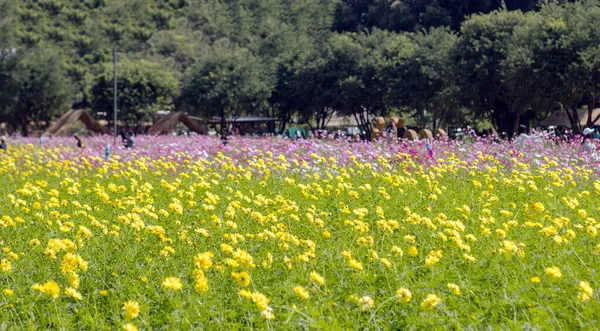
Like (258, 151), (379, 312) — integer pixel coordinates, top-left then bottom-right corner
(505, 2), (600, 132)
(90, 58), (179, 129)
(291, 34), (362, 132)
(180, 41), (273, 132)
(452, 10), (533, 137)
(378, 28), (458, 129)
(338, 30), (390, 136)
(0, 45), (73, 136)
(0, 0), (14, 49)
(332, 0), (573, 33)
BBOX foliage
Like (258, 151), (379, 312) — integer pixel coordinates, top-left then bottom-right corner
(332, 0), (574, 32)
(0, 137), (599, 328)
(2, 0), (600, 135)
(452, 10), (533, 137)
(0, 45), (73, 135)
(180, 41), (273, 126)
(90, 58), (179, 128)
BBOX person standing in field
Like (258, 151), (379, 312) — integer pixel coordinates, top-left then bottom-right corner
(514, 125), (545, 150)
(582, 127), (596, 153)
(385, 119), (396, 141)
(120, 129), (128, 147)
(126, 131), (135, 149)
(0, 137), (6, 152)
(74, 134), (84, 148)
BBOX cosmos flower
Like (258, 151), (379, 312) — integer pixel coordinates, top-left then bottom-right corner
(162, 277), (183, 291)
(294, 286), (309, 300)
(421, 294), (442, 310)
(396, 288), (412, 303)
(123, 301), (140, 320)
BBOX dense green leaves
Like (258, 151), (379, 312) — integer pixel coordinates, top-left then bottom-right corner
(180, 42), (273, 124)
(90, 59), (179, 128)
(2, 0), (600, 137)
(0, 45), (73, 136)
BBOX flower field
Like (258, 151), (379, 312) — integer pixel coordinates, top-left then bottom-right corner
(0, 136), (599, 329)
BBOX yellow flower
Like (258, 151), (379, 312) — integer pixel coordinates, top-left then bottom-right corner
(421, 294), (442, 310)
(577, 281), (594, 302)
(123, 323), (138, 331)
(60, 253), (88, 274)
(447, 283), (460, 296)
(260, 307), (275, 320)
(3, 289), (14, 297)
(357, 296), (374, 311)
(341, 250), (353, 260)
(239, 289), (252, 299)
(162, 277), (183, 290)
(530, 277), (541, 283)
(391, 246), (403, 257)
(380, 258), (392, 268)
(403, 235), (416, 243)
(251, 292), (270, 311)
(395, 288), (412, 303)
(544, 266), (562, 279)
(231, 271), (251, 287)
(530, 202), (545, 213)
(29, 239), (41, 247)
(65, 287), (83, 300)
(463, 254), (476, 263)
(408, 246), (418, 257)
(294, 285), (310, 300)
(348, 259), (363, 271)
(99, 290), (109, 297)
(194, 275), (209, 293)
(123, 300), (140, 320)
(194, 252), (214, 270)
(310, 271), (325, 286)
(32, 280), (60, 299)
(67, 273), (80, 289)
(0, 259), (12, 273)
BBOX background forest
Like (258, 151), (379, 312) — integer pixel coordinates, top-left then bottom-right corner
(1, 0), (598, 137)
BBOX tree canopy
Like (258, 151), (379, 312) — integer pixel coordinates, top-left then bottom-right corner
(1, 0), (600, 137)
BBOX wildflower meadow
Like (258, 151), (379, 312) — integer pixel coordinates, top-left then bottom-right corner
(0, 135), (599, 330)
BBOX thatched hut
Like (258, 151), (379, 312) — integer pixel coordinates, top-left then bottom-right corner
(147, 112), (207, 135)
(45, 110), (110, 136)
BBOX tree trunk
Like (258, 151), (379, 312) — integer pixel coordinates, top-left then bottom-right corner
(586, 99), (597, 128)
(492, 100), (516, 139)
(432, 106), (446, 131)
(20, 108), (29, 137)
(512, 115), (520, 138)
(566, 105), (581, 134)
(220, 108), (226, 135)
(352, 108), (371, 141)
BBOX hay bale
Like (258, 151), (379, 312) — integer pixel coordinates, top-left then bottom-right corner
(396, 118), (406, 128)
(371, 128), (381, 140)
(375, 117), (385, 130)
(434, 128), (447, 139)
(418, 129), (433, 140)
(403, 129), (417, 141)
